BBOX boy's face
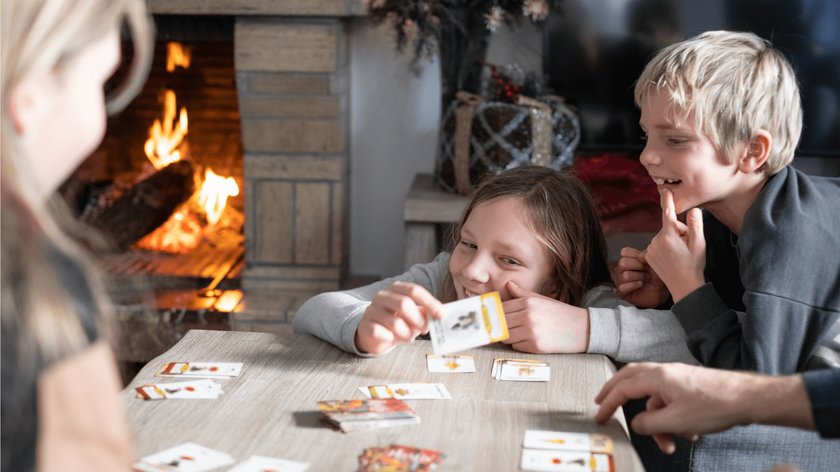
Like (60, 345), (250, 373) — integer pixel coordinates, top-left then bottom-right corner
(638, 89), (743, 215)
(449, 197), (556, 302)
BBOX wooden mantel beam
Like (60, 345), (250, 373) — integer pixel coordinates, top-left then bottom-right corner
(146, 0), (365, 16)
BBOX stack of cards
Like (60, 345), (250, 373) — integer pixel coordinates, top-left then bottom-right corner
(359, 383), (452, 400)
(317, 398), (420, 432)
(425, 354), (476, 373)
(429, 292), (508, 355)
(520, 430), (615, 472)
(135, 379), (224, 400)
(133, 442), (235, 471)
(491, 358), (551, 382)
(155, 361), (243, 379)
(358, 444), (445, 472)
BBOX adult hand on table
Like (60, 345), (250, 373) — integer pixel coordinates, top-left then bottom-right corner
(355, 281), (443, 355)
(594, 362), (813, 455)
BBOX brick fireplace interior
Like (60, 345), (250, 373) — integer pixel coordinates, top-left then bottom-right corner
(66, 2), (363, 366)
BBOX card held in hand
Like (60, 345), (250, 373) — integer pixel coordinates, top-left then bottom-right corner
(430, 291), (508, 355)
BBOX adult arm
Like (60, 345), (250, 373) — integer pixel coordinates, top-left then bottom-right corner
(595, 363), (816, 454)
(292, 253), (449, 355)
(36, 341), (134, 471)
(803, 368), (840, 438)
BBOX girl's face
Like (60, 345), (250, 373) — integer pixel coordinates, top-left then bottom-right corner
(449, 197), (557, 302)
(21, 30), (120, 200)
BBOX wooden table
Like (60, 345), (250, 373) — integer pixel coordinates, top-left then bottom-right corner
(123, 330), (645, 471)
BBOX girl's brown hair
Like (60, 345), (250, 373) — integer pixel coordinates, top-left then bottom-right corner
(438, 166), (612, 305)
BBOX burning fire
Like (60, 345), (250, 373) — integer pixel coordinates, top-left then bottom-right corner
(198, 168), (240, 225)
(144, 89), (188, 170)
(135, 42), (240, 254)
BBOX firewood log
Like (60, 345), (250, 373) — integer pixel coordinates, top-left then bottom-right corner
(87, 160), (195, 251)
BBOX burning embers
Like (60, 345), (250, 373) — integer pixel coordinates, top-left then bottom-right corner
(116, 42), (240, 254)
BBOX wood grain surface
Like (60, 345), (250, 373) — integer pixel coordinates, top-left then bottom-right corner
(123, 330), (645, 471)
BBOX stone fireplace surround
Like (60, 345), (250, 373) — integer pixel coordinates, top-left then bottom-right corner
(145, 1), (365, 300)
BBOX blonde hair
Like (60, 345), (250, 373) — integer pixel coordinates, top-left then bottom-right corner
(635, 30), (802, 174)
(1, 0), (152, 364)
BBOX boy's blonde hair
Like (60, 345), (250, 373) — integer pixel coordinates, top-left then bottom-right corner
(635, 30), (802, 175)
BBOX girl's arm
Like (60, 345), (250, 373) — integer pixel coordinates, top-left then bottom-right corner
(292, 253), (450, 355)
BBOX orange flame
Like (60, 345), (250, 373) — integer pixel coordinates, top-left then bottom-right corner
(144, 89), (188, 170)
(197, 168), (240, 225)
(166, 42), (191, 72)
(135, 42), (240, 254)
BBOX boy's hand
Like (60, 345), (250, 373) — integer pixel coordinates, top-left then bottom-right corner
(501, 281), (589, 354)
(615, 246), (669, 308)
(355, 281), (443, 355)
(645, 190), (706, 302)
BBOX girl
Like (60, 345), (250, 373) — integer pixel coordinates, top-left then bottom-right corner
(1, 0), (153, 470)
(294, 166), (695, 361)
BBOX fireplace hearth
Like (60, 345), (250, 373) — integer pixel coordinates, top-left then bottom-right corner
(67, 3), (362, 363)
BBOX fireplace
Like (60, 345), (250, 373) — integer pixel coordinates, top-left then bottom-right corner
(66, 2), (362, 363)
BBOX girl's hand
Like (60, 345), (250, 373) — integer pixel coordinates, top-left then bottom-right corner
(501, 281), (589, 354)
(645, 190), (706, 302)
(355, 281), (443, 355)
(614, 246), (669, 308)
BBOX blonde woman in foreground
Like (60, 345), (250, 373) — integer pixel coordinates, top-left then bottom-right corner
(1, 0), (152, 470)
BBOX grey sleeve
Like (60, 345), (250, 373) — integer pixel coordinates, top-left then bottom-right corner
(585, 286), (698, 364)
(292, 253), (450, 356)
(672, 283), (838, 374)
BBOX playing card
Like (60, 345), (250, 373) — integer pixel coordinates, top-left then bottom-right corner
(227, 455), (310, 472)
(520, 449), (614, 472)
(499, 360), (550, 382)
(132, 442), (235, 472)
(155, 362), (242, 378)
(523, 430), (614, 454)
(491, 358), (550, 382)
(429, 292), (508, 355)
(317, 399), (421, 432)
(135, 380), (223, 400)
(425, 354), (476, 373)
(358, 444), (445, 472)
(359, 383), (452, 400)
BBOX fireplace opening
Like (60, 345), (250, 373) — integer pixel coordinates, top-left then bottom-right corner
(63, 16), (244, 317)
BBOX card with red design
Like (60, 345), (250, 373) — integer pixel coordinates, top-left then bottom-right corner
(523, 430), (614, 454)
(155, 362), (242, 379)
(317, 399), (420, 432)
(520, 449), (614, 472)
(135, 379), (223, 400)
(132, 442), (234, 471)
(359, 383), (452, 400)
(358, 444), (445, 471)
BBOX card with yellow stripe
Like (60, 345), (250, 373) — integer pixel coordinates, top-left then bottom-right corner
(429, 291), (508, 355)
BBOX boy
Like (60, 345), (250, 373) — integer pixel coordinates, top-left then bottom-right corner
(617, 31), (840, 374)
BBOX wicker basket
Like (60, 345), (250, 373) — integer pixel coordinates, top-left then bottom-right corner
(434, 93), (581, 195)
